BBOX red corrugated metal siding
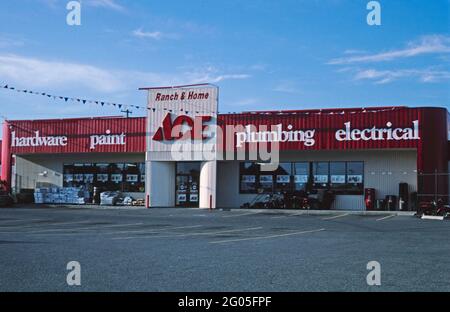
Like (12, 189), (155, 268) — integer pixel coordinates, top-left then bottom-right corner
(9, 117), (146, 154)
(218, 107), (422, 151)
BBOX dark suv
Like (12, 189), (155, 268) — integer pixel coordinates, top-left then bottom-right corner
(0, 191), (14, 207)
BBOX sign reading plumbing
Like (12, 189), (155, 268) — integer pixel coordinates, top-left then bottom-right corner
(235, 124), (316, 147)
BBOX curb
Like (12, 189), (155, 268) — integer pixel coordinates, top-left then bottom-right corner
(217, 208), (416, 216)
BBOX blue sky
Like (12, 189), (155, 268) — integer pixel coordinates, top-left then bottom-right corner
(0, 0), (449, 126)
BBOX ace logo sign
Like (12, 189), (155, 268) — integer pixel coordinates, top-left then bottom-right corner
(153, 113), (213, 141)
(146, 85), (218, 161)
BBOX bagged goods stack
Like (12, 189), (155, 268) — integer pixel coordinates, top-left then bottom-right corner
(34, 187), (89, 205)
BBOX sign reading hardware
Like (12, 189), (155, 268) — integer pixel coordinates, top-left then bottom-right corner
(11, 131), (68, 147)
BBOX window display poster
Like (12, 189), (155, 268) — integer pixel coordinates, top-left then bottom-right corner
(83, 174), (94, 183)
(241, 175), (256, 183)
(294, 175), (308, 183)
(126, 174), (138, 182)
(178, 194), (187, 202)
(276, 175), (290, 183)
(331, 175), (346, 184)
(64, 174), (74, 183)
(111, 174), (123, 183)
(190, 194), (199, 202)
(140, 175), (145, 183)
(348, 175), (363, 183)
(314, 175), (328, 183)
(190, 182), (198, 193)
(259, 175), (273, 183)
(74, 174), (84, 182)
(96, 174), (108, 182)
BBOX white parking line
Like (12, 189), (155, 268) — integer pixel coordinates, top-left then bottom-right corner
(105, 225), (203, 235)
(29, 222), (144, 234)
(322, 213), (349, 220)
(0, 220), (91, 231)
(210, 228), (326, 244)
(272, 211), (310, 219)
(376, 215), (396, 221)
(222, 212), (260, 218)
(113, 226), (263, 240)
(0, 218), (48, 224)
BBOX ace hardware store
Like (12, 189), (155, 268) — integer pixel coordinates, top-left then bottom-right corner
(0, 87), (449, 211)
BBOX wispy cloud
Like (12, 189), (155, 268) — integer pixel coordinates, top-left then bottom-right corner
(0, 54), (251, 93)
(40, 0), (125, 12)
(273, 80), (301, 94)
(84, 0), (124, 12)
(132, 29), (164, 40)
(329, 35), (450, 64)
(0, 34), (24, 48)
(354, 68), (450, 84)
(132, 28), (179, 40)
(0, 54), (122, 92)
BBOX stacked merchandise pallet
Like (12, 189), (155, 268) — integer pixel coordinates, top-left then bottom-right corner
(34, 187), (90, 205)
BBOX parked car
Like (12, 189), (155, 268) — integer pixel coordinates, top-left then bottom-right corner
(0, 191), (14, 207)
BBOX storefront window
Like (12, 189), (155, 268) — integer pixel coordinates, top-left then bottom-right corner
(312, 162), (329, 188)
(347, 162), (364, 193)
(259, 174), (273, 193)
(238, 161), (364, 195)
(239, 162), (258, 193)
(330, 162), (346, 190)
(274, 163), (292, 193)
(293, 162), (309, 192)
(63, 162), (145, 193)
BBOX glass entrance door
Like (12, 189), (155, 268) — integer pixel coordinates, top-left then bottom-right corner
(175, 162), (200, 207)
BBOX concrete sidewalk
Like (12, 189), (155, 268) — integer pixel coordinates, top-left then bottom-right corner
(8, 203), (417, 216)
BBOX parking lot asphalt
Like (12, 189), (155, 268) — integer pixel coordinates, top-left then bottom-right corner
(0, 206), (449, 292)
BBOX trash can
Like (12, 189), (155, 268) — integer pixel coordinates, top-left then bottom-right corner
(385, 195), (397, 211)
(398, 183), (409, 211)
(375, 199), (385, 211)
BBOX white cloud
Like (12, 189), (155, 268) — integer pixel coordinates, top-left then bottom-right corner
(84, 0), (124, 12)
(0, 35), (24, 48)
(354, 68), (450, 84)
(0, 54), (122, 92)
(132, 29), (163, 40)
(132, 28), (180, 40)
(329, 35), (450, 64)
(40, 0), (125, 11)
(0, 54), (250, 93)
(273, 81), (301, 94)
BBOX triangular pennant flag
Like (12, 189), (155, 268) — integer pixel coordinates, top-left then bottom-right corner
(4, 85), (8, 89)
(82, 100), (87, 104)
(118, 104), (122, 109)
(64, 97), (69, 102)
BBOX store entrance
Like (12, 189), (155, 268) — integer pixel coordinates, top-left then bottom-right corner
(175, 162), (200, 207)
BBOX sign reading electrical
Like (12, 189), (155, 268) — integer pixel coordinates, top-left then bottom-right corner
(335, 120), (420, 141)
